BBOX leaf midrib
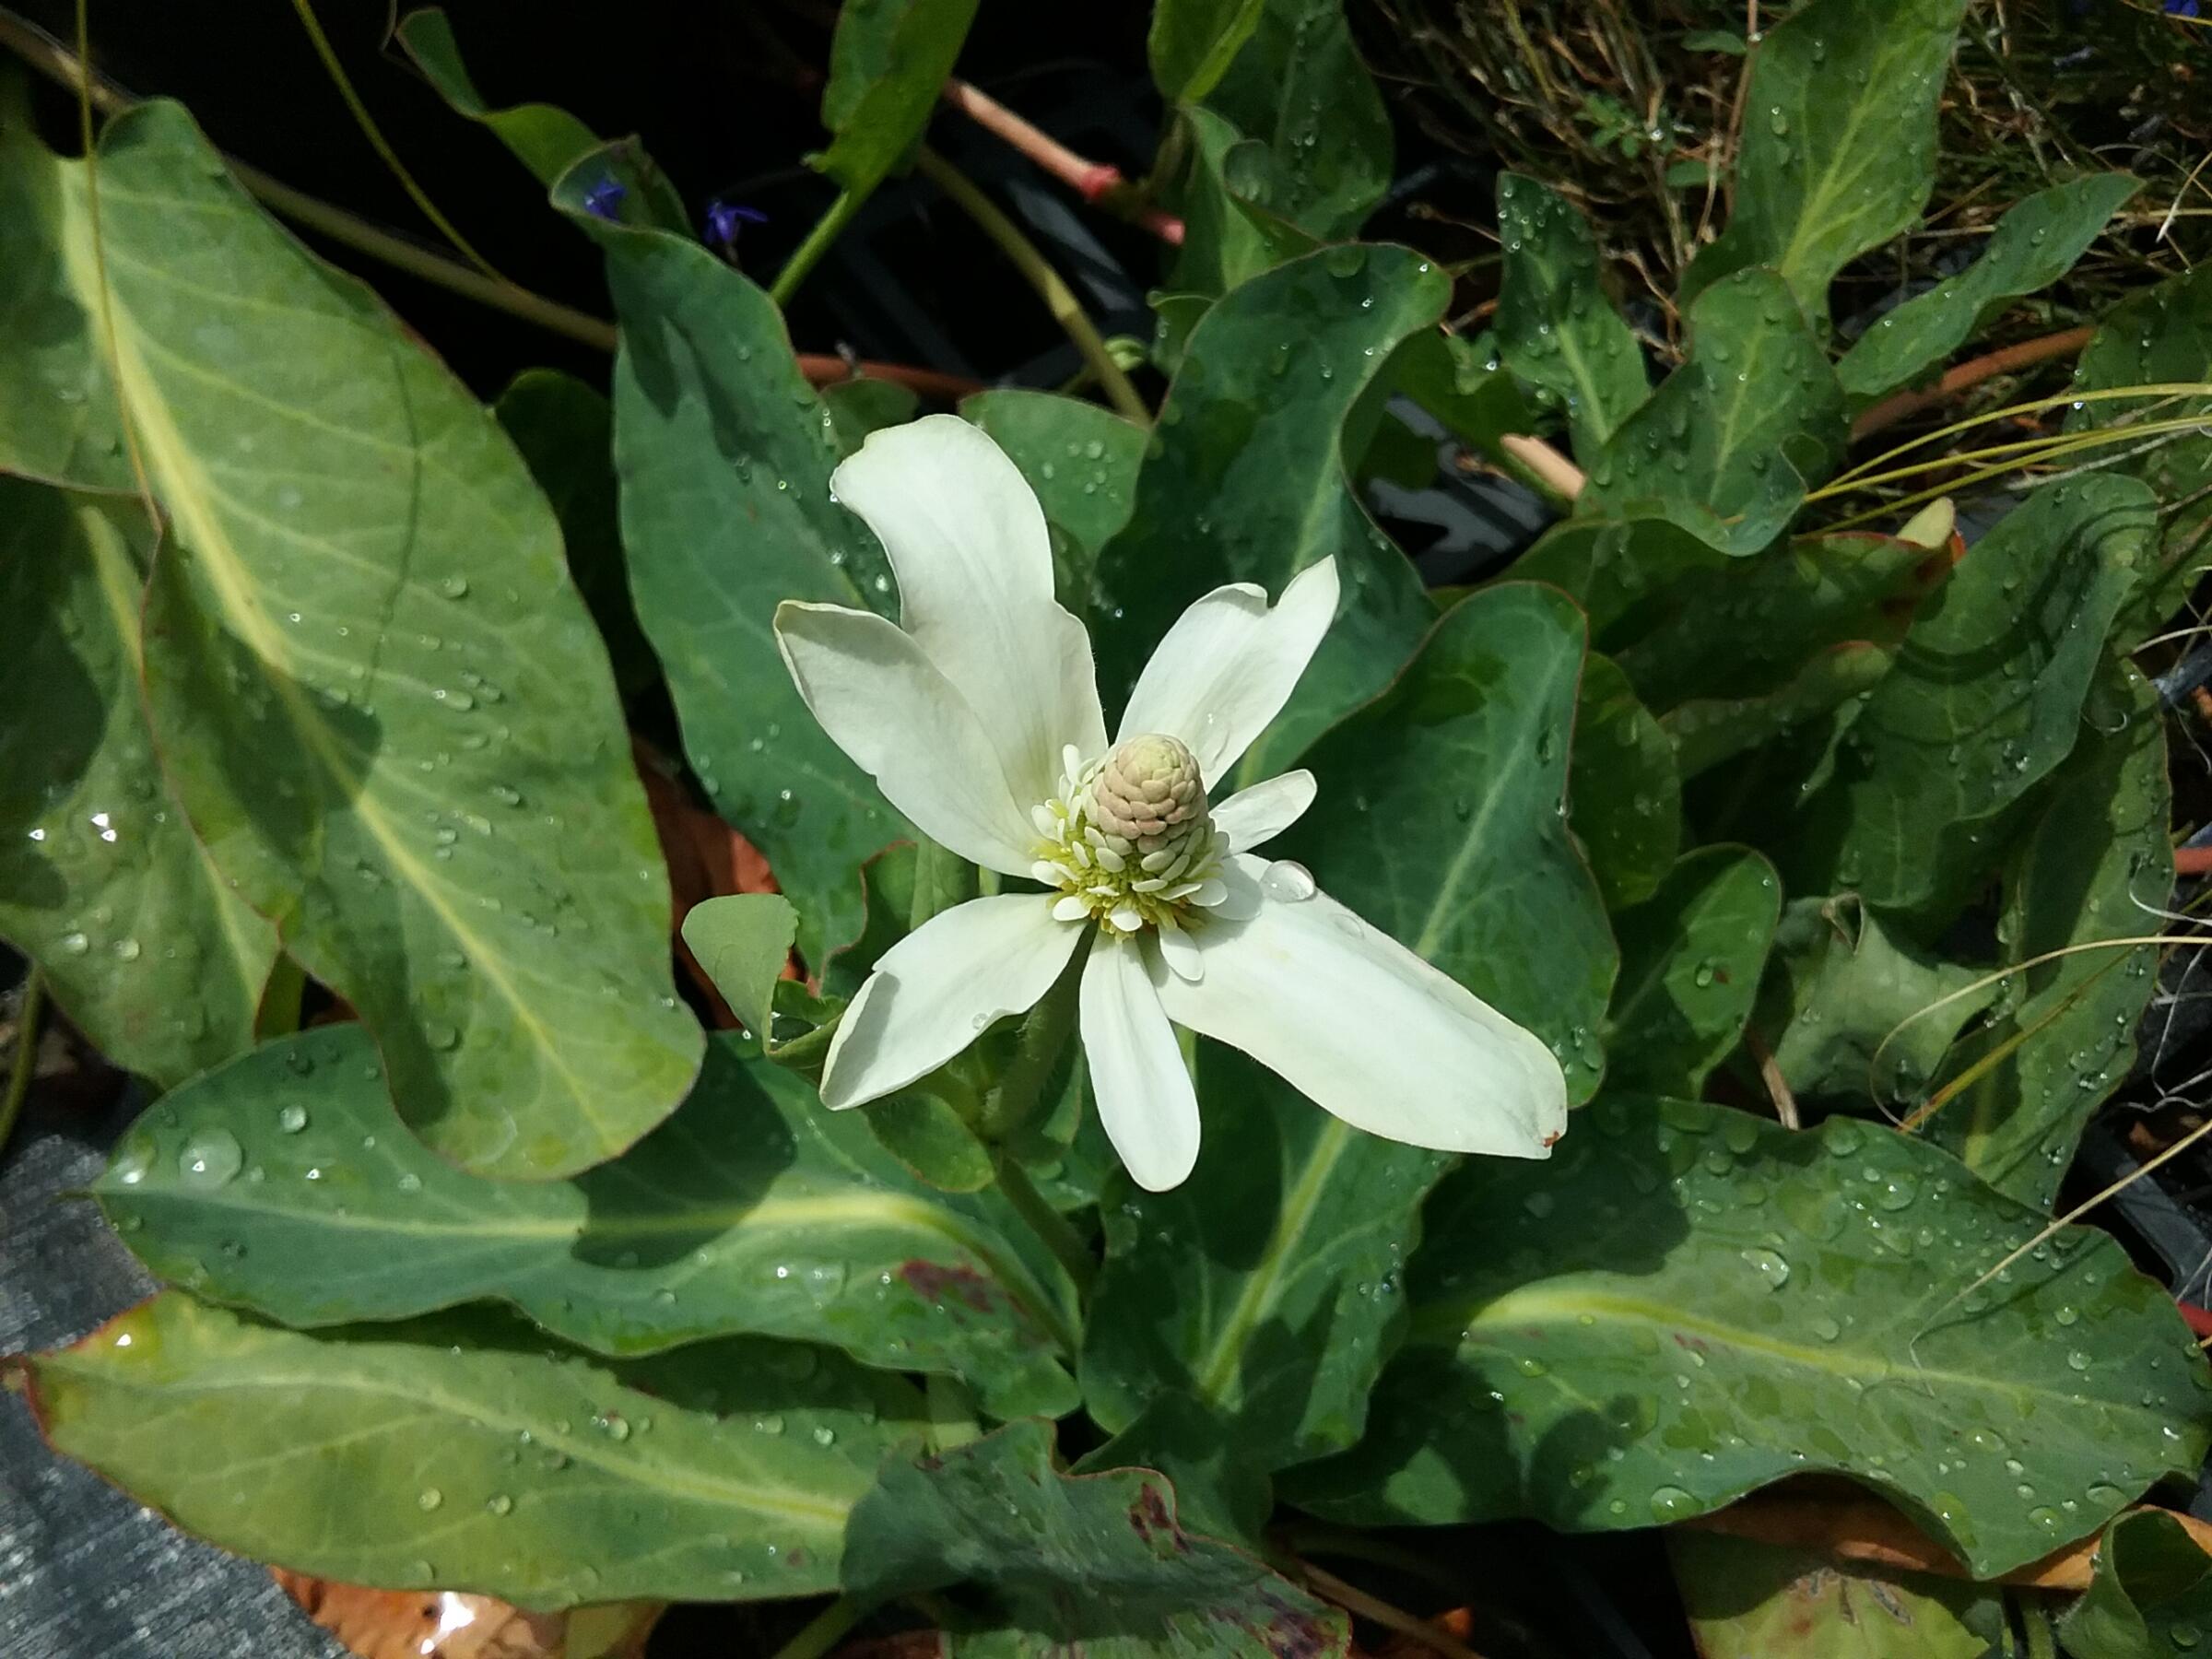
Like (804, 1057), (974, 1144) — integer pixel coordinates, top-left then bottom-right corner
(1416, 1279), (2149, 1414)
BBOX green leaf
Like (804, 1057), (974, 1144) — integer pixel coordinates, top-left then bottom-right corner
(1784, 477), (2156, 912)
(1391, 328), (1534, 465)
(959, 389), (1146, 608)
(1930, 663), (2168, 1210)
(558, 149), (901, 967)
(2059, 1511), (2212, 1659)
(0, 76), (128, 488)
(1665, 642), (1895, 780)
(18, 1292), (925, 1607)
(97, 1028), (1079, 1419)
(1570, 653), (1680, 911)
(1587, 268), (1846, 555)
(394, 8), (687, 226)
(63, 101), (700, 1178)
(1091, 245), (1446, 780)
(681, 894), (799, 1048)
(813, 0), (979, 195)
(1073, 1393), (1275, 1546)
(1610, 530), (1935, 712)
(1282, 1097), (2212, 1578)
(1166, 106), (1319, 301)
(2067, 266), (2212, 644)
(821, 377), (920, 457)
(841, 1420), (1351, 1656)
(1495, 172), (1648, 459)
(1281, 583), (1616, 1100)
(1759, 898), (1997, 1108)
(1669, 1533), (2006, 1659)
(1081, 1044), (1452, 1472)
(1199, 0), (1391, 239)
(1606, 848), (1781, 1096)
(493, 370), (661, 702)
(0, 481), (277, 1087)
(1683, 0), (1971, 328)
(1837, 175), (2140, 404)
(1150, 0), (1269, 101)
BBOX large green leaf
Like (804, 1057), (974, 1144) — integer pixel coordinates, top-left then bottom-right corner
(1587, 268), (1846, 555)
(1929, 663), (2168, 1211)
(0, 482), (276, 1087)
(959, 389), (1145, 609)
(1783, 477), (2156, 912)
(1838, 175), (2139, 404)
(1684, 0), (1971, 328)
(1670, 1533), (2007, 1659)
(0, 77), (127, 488)
(98, 1027), (1078, 1419)
(2059, 1511), (2212, 1659)
(493, 369), (660, 702)
(16, 1293), (925, 1607)
(69, 102), (699, 1178)
(1090, 245), (1445, 779)
(1281, 583), (1616, 1099)
(1081, 1044), (1451, 1471)
(558, 149), (900, 966)
(1199, 0), (1391, 239)
(841, 1421), (1351, 1657)
(1283, 1097), (2212, 1578)
(1495, 172), (1648, 460)
(2067, 267), (2212, 643)
(1605, 847), (1781, 1097)
(813, 0), (979, 196)
(1149, 0), (1269, 102)
(1570, 653), (1679, 912)
(1759, 898), (1998, 1109)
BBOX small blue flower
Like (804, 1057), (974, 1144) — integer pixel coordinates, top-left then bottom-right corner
(581, 179), (627, 221)
(2169, 0), (2202, 18)
(705, 198), (769, 247)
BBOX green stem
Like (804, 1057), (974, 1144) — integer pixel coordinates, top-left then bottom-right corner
(0, 10), (618, 353)
(288, 0), (507, 282)
(770, 185), (867, 309)
(2020, 1596), (2057, 1659)
(1, 969), (46, 1155)
(253, 955), (307, 1040)
(766, 1595), (868, 1659)
(912, 147), (1151, 425)
(980, 939), (1087, 1138)
(993, 1148), (1095, 1299)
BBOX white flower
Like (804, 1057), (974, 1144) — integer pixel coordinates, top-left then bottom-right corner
(774, 415), (1568, 1192)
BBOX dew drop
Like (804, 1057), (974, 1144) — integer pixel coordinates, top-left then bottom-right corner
(277, 1104), (309, 1134)
(178, 1128), (243, 1187)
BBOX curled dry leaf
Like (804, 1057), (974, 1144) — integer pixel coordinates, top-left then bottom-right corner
(272, 1571), (658, 1659)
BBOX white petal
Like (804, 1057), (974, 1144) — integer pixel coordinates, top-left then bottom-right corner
(1157, 857), (1567, 1158)
(775, 601), (1037, 877)
(1116, 558), (1340, 785)
(820, 895), (1083, 1110)
(1200, 856), (1263, 921)
(1081, 932), (1201, 1191)
(1212, 770), (1318, 852)
(1157, 924), (1204, 982)
(830, 415), (1107, 803)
